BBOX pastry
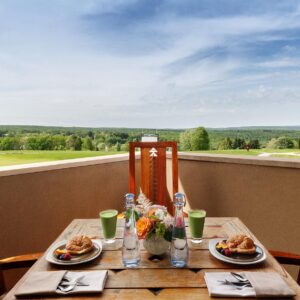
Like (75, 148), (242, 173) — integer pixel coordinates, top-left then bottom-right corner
(226, 234), (256, 254)
(65, 235), (93, 255)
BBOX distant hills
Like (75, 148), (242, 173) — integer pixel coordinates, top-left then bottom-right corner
(209, 126), (300, 130)
(1, 124), (300, 131)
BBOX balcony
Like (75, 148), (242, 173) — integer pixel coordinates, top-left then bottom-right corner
(0, 153), (299, 288)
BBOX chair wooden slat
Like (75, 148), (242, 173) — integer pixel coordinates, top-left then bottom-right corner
(129, 141), (178, 212)
(0, 252), (42, 295)
(269, 250), (300, 284)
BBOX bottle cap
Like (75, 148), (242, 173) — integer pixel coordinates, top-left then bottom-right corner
(174, 192), (186, 206)
(125, 193), (135, 207)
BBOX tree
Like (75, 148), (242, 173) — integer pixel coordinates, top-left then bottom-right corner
(267, 136), (294, 149)
(66, 135), (82, 150)
(115, 142), (121, 151)
(0, 137), (21, 150)
(248, 139), (260, 149)
(26, 135), (54, 150)
(87, 130), (94, 139)
(218, 137), (232, 150)
(190, 127), (210, 150)
(121, 143), (129, 151)
(179, 130), (192, 150)
(266, 138), (277, 149)
(97, 142), (106, 151)
(275, 136), (295, 149)
(179, 127), (210, 150)
(82, 137), (93, 150)
(105, 134), (118, 146)
(232, 138), (245, 149)
(52, 135), (66, 150)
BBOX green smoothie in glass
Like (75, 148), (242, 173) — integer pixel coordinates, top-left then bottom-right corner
(100, 209), (118, 244)
(188, 210), (206, 244)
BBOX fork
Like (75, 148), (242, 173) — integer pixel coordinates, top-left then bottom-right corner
(218, 279), (251, 287)
(230, 272), (250, 283)
(58, 276), (89, 292)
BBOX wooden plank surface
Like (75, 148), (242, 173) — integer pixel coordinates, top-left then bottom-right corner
(4, 218), (300, 300)
(58, 218), (230, 240)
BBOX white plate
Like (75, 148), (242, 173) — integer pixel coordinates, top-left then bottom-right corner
(46, 239), (102, 266)
(209, 238), (266, 265)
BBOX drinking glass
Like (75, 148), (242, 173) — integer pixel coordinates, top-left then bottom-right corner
(100, 209), (118, 244)
(188, 209), (206, 244)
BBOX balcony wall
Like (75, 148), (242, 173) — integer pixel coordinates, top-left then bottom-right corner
(1, 153), (299, 270)
(177, 153), (300, 255)
(0, 155), (129, 259)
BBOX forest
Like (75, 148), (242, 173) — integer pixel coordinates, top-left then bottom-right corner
(0, 125), (300, 151)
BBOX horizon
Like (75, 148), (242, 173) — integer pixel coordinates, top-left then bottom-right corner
(1, 123), (300, 131)
(1, 1), (300, 128)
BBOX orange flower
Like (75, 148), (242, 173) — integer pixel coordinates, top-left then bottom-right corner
(136, 217), (152, 239)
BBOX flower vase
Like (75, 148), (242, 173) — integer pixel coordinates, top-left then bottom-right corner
(143, 236), (170, 255)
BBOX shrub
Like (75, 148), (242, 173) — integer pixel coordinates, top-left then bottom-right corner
(218, 137), (232, 150)
(267, 136), (295, 149)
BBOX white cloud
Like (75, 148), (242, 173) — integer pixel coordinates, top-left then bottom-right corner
(1, 1), (300, 128)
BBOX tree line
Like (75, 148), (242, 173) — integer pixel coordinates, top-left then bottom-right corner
(0, 125), (300, 151)
(0, 132), (129, 151)
(179, 128), (300, 151)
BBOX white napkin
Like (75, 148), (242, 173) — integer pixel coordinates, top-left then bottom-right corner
(56, 271), (108, 295)
(15, 271), (66, 297)
(205, 272), (255, 298)
(205, 272), (296, 298)
(15, 270), (108, 297)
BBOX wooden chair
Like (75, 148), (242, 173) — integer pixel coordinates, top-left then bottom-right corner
(129, 141), (178, 213)
(0, 252), (42, 295)
(269, 250), (300, 284)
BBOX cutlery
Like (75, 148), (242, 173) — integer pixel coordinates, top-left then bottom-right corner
(58, 276), (89, 292)
(235, 284), (252, 290)
(218, 279), (251, 287)
(60, 281), (89, 287)
(230, 272), (250, 283)
(58, 282), (90, 293)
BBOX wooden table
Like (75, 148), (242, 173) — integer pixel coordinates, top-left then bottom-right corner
(5, 218), (300, 299)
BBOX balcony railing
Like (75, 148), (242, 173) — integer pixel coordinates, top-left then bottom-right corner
(1, 153), (299, 279)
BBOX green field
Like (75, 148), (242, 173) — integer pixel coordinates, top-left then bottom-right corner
(0, 151), (124, 167)
(1, 149), (300, 167)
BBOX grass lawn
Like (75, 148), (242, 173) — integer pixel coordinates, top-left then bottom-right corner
(0, 150), (125, 167)
(1, 149), (300, 167)
(192, 149), (262, 156)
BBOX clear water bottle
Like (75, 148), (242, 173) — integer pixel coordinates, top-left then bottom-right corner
(170, 192), (188, 267)
(122, 193), (140, 267)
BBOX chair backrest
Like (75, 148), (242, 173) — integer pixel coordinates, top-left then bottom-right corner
(269, 250), (300, 284)
(129, 141), (178, 213)
(0, 252), (42, 295)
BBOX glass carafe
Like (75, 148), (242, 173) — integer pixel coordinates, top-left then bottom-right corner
(122, 193), (140, 267)
(170, 192), (188, 267)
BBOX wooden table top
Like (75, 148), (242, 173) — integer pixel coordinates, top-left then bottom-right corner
(5, 217), (300, 299)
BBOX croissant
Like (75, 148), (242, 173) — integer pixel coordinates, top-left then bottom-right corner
(66, 235), (93, 255)
(226, 234), (256, 254)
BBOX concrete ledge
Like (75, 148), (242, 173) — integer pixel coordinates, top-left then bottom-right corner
(178, 152), (300, 169)
(1, 152), (300, 177)
(0, 153), (129, 177)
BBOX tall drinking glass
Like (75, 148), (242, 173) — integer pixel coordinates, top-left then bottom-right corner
(100, 209), (118, 244)
(188, 209), (206, 244)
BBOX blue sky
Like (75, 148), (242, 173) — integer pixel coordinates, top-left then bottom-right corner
(1, 0), (300, 128)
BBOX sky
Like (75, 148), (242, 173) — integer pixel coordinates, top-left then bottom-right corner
(1, 0), (300, 129)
